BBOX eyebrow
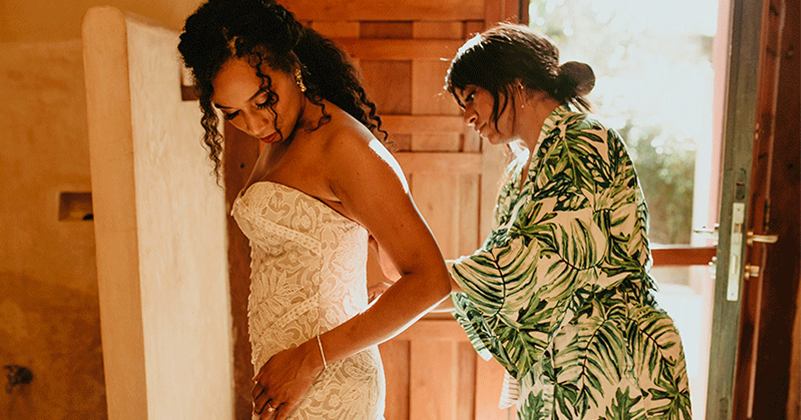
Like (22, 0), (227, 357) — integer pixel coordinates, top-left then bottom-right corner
(213, 88), (265, 110)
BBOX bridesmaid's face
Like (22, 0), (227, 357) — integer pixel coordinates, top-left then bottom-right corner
(457, 84), (515, 145)
(211, 56), (304, 144)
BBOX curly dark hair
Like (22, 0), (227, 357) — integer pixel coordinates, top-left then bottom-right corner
(445, 23), (594, 133)
(178, 0), (386, 179)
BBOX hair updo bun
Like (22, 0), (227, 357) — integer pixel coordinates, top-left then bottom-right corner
(558, 61), (595, 97)
(446, 23), (594, 115)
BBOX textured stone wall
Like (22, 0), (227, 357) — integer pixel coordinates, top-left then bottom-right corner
(0, 40), (107, 419)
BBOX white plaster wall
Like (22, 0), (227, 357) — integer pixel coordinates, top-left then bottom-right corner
(126, 14), (234, 420)
(84, 7), (233, 420)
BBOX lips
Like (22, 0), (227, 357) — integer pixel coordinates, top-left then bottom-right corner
(259, 132), (280, 144)
(476, 123), (487, 138)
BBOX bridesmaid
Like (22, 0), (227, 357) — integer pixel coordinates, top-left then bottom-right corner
(440, 24), (693, 420)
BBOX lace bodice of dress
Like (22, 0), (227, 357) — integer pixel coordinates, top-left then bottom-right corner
(232, 181), (385, 420)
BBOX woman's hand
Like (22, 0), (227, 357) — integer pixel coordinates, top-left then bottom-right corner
(251, 340), (323, 420)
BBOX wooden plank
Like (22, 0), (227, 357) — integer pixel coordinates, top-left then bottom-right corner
(463, 129), (482, 152)
(361, 22), (413, 39)
(459, 174), (481, 256)
(411, 134), (461, 152)
(474, 357), (513, 420)
(379, 340), (411, 420)
(410, 58), (462, 153)
(334, 39), (465, 60)
(484, 0), (523, 26)
(395, 319), (470, 342)
(457, 342), (478, 420)
(412, 172), (459, 258)
(360, 61), (411, 114)
(394, 152), (482, 175)
(381, 115), (465, 134)
(412, 60), (461, 115)
(410, 340), (457, 420)
(464, 21), (485, 38)
(650, 246), (717, 266)
(309, 21), (359, 38)
(385, 134), (412, 152)
(280, 0), (484, 21)
(413, 21), (464, 39)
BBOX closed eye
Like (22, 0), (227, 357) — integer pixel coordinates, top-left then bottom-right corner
(255, 90), (278, 109)
(223, 110), (240, 120)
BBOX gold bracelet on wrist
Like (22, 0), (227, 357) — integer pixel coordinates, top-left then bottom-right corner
(316, 334), (328, 370)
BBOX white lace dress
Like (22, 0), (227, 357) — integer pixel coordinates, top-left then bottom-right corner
(232, 181), (386, 420)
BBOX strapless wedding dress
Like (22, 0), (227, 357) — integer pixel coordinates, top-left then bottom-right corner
(232, 181), (385, 419)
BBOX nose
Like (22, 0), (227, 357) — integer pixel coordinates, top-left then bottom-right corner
(463, 106), (477, 127)
(243, 111), (268, 137)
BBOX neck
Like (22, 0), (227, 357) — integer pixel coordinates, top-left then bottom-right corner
(516, 95), (561, 152)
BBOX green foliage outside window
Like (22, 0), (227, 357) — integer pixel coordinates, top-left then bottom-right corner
(528, 0), (718, 244)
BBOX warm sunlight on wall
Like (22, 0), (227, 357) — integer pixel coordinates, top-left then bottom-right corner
(0, 0), (203, 42)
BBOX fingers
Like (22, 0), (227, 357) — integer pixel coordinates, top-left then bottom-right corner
(257, 400), (277, 420)
(253, 389), (273, 415)
(274, 394), (301, 420)
(252, 381), (265, 401)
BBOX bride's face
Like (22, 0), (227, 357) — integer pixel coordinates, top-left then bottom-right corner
(211, 56), (305, 144)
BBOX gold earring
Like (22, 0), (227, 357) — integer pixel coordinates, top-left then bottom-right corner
(295, 68), (307, 92)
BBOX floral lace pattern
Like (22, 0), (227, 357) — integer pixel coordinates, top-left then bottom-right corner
(232, 181), (385, 419)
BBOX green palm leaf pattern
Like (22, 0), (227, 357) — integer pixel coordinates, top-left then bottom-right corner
(599, 387), (647, 420)
(449, 106), (691, 419)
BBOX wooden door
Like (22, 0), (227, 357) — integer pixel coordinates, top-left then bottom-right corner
(731, 0), (800, 418)
(307, 2), (522, 420)
(705, 0), (800, 418)
(222, 1), (525, 419)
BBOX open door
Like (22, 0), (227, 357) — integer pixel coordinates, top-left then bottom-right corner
(706, 0), (799, 418)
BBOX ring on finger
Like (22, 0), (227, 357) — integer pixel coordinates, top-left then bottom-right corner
(266, 403), (276, 413)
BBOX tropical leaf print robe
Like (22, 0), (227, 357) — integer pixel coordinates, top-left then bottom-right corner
(449, 106), (692, 420)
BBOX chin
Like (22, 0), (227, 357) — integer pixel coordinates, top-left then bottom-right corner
(487, 135), (510, 145)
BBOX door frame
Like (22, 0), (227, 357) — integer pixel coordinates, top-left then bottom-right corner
(705, 0), (766, 418)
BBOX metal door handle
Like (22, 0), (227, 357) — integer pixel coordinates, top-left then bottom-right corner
(747, 231), (779, 245)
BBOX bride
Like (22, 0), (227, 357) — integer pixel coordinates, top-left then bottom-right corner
(178, 0), (453, 418)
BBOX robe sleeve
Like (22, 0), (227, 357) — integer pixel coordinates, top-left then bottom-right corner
(449, 126), (612, 380)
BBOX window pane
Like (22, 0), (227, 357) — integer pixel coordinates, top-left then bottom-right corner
(528, 0), (721, 246)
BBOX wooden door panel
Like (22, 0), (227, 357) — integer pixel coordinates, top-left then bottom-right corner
(410, 341), (458, 419)
(475, 358), (513, 420)
(284, 0), (485, 21)
(360, 60), (412, 115)
(226, 2), (523, 418)
(378, 339), (411, 420)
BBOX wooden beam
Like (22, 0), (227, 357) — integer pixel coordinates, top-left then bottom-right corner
(395, 319), (469, 342)
(393, 152), (482, 175)
(381, 115), (464, 134)
(334, 38), (465, 60)
(651, 246), (717, 266)
(281, 0), (484, 21)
